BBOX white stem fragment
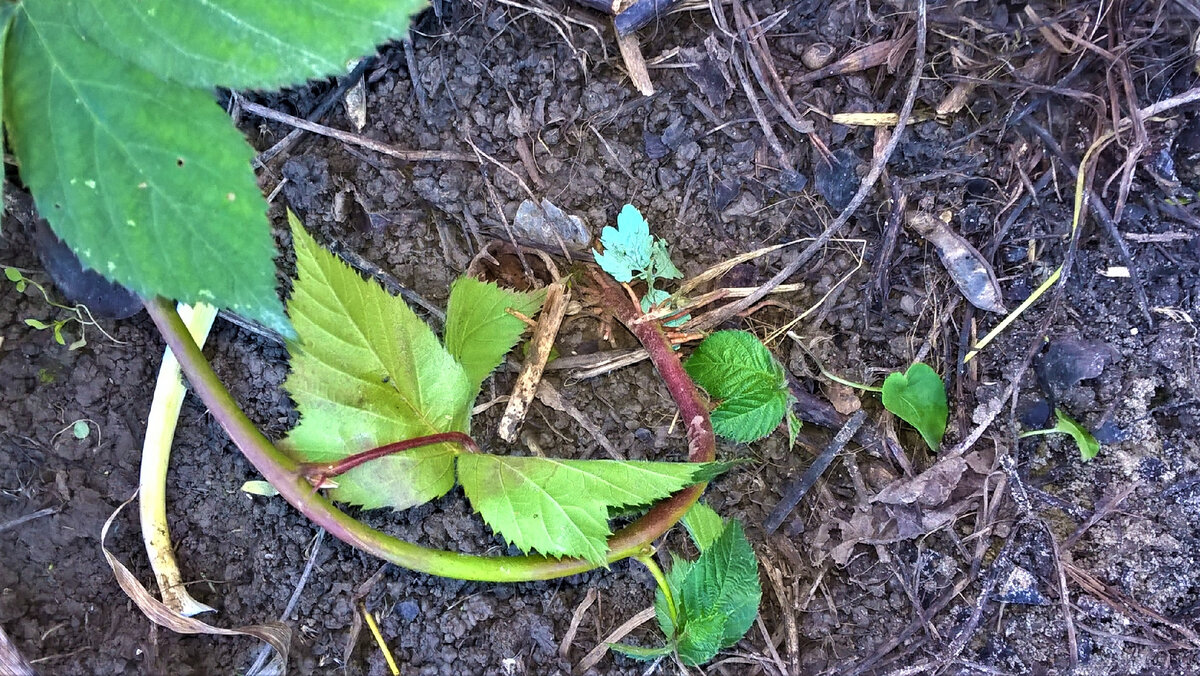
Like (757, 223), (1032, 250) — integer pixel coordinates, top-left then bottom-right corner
(139, 302), (219, 617)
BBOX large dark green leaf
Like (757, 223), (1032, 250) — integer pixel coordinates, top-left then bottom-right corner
(5, 4), (288, 333)
(70, 0), (423, 89)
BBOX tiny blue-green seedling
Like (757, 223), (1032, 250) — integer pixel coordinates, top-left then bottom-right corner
(594, 205), (688, 326)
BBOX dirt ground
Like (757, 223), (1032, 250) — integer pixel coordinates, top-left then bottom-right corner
(4, 0), (1200, 674)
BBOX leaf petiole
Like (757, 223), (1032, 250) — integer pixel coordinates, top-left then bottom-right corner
(635, 550), (678, 630)
(296, 432), (480, 487)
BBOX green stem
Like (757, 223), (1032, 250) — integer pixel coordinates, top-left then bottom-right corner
(635, 550), (677, 629)
(820, 368), (883, 393)
(143, 279), (714, 582)
(296, 432), (479, 487)
(1018, 428), (1058, 439)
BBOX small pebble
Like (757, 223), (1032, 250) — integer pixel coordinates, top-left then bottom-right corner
(802, 43), (836, 70)
(397, 600), (420, 622)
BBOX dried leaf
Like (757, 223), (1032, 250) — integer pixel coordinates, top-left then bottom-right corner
(102, 494), (291, 671)
(906, 211), (1006, 314)
(872, 456), (967, 506)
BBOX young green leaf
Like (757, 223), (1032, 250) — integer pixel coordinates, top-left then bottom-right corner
(1021, 408), (1101, 462)
(593, 204), (654, 284)
(69, 0), (420, 89)
(5, 5), (289, 335)
(786, 407), (802, 449)
(654, 553), (691, 639)
(609, 642), (674, 661)
(457, 455), (722, 566)
(444, 277), (545, 391)
(280, 214), (473, 510)
(881, 363), (948, 451)
(684, 331), (791, 443)
(673, 521), (761, 666)
(681, 501), (725, 553)
(1053, 409), (1101, 461)
(649, 240), (684, 281)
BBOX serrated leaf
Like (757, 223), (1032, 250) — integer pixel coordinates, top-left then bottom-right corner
(881, 363), (947, 451)
(649, 239), (683, 280)
(5, 5), (289, 334)
(675, 613), (727, 666)
(786, 407), (801, 449)
(593, 204), (653, 284)
(684, 331), (790, 443)
(609, 642), (674, 661)
(1053, 409), (1101, 461)
(444, 277), (544, 391)
(69, 0), (423, 90)
(280, 214), (473, 510)
(458, 455), (715, 566)
(675, 521), (761, 666)
(682, 501), (725, 553)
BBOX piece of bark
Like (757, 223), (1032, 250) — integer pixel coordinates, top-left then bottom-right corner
(0, 624), (33, 676)
(614, 0), (680, 35)
(616, 32), (655, 95)
(498, 282), (570, 442)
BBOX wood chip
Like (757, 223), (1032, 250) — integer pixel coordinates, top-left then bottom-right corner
(498, 282), (569, 442)
(616, 31), (654, 95)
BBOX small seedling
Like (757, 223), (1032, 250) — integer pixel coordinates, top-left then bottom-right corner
(881, 363), (948, 451)
(683, 330), (800, 446)
(1020, 408), (1101, 461)
(51, 418), (98, 445)
(804, 348), (948, 452)
(612, 502), (761, 666)
(593, 205), (689, 327)
(4, 267), (121, 350)
(280, 214), (725, 566)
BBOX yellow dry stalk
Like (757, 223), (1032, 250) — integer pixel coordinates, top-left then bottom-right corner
(139, 302), (220, 616)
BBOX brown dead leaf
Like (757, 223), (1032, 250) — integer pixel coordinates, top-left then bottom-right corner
(872, 456), (968, 506)
(102, 494), (291, 672)
(799, 33), (913, 83)
(823, 382), (861, 415)
(936, 81), (976, 115)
